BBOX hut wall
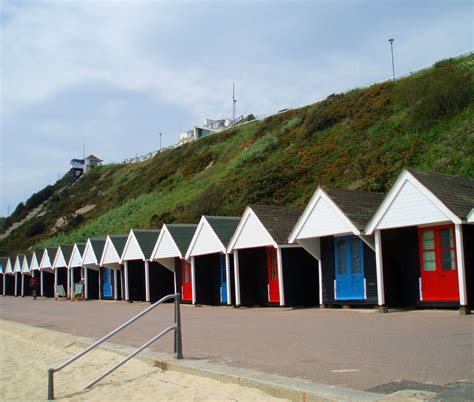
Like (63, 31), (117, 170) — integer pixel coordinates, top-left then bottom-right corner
(5, 275), (15, 295)
(463, 224), (474, 308)
(43, 271), (55, 297)
(87, 269), (99, 299)
(127, 260), (146, 301)
(282, 248), (319, 307)
(149, 262), (174, 303)
(381, 227), (420, 307)
(195, 254), (221, 306)
(238, 247), (268, 307)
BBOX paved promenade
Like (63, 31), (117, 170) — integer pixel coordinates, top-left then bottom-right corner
(0, 297), (472, 392)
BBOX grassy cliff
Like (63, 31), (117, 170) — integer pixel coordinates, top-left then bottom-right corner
(2, 55), (473, 255)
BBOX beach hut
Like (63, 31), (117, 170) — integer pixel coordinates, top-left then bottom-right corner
(29, 249), (41, 284)
(52, 245), (73, 298)
(13, 255), (26, 297)
(3, 256), (15, 296)
(0, 257), (8, 295)
(227, 205), (318, 307)
(81, 238), (105, 300)
(99, 235), (128, 300)
(121, 229), (174, 303)
(185, 216), (240, 305)
(39, 247), (57, 297)
(68, 243), (86, 298)
(366, 169), (474, 314)
(150, 224), (198, 304)
(21, 253), (32, 296)
(289, 187), (384, 307)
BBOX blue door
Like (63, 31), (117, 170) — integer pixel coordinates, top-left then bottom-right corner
(334, 237), (364, 300)
(102, 268), (113, 298)
(220, 254), (227, 304)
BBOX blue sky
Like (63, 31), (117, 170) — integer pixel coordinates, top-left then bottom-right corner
(1, 0), (472, 217)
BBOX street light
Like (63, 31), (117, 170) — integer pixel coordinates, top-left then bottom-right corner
(159, 132), (162, 152)
(388, 38), (395, 79)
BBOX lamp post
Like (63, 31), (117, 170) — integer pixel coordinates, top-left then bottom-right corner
(388, 38), (395, 79)
(159, 132), (162, 152)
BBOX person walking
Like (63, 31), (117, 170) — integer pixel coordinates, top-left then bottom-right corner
(30, 276), (39, 300)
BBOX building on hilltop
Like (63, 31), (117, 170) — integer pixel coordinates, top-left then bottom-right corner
(69, 154), (103, 181)
(179, 117), (242, 145)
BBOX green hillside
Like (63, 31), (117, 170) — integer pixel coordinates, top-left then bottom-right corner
(2, 55), (474, 255)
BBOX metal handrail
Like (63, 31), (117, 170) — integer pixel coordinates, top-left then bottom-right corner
(47, 293), (183, 400)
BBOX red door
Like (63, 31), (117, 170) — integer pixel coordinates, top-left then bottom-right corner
(266, 247), (280, 303)
(419, 225), (459, 301)
(181, 260), (192, 302)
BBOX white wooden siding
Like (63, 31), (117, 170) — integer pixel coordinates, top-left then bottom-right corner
(30, 254), (40, 271)
(152, 227), (181, 259)
(187, 219), (225, 257)
(122, 231), (146, 261)
(377, 180), (450, 229)
(101, 237), (121, 265)
(82, 240), (98, 266)
(39, 251), (52, 269)
(21, 257), (30, 273)
(298, 196), (354, 239)
(53, 250), (68, 269)
(232, 211), (275, 250)
(5, 259), (13, 273)
(68, 245), (83, 268)
(13, 257), (22, 272)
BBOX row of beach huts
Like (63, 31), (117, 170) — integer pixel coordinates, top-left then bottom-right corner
(1, 169), (473, 313)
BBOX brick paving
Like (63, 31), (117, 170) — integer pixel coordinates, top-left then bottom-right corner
(0, 296), (472, 391)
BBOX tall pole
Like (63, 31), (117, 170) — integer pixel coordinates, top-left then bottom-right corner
(232, 83), (236, 122)
(389, 38), (395, 79)
(159, 132), (162, 152)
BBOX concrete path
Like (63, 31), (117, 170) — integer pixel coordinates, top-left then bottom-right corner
(0, 297), (472, 393)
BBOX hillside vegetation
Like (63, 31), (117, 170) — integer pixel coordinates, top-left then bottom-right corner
(2, 55), (474, 255)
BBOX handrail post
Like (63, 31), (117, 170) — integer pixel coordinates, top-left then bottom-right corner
(48, 368), (54, 400)
(174, 294), (183, 359)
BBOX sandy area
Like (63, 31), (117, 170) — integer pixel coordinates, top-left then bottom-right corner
(0, 319), (287, 401)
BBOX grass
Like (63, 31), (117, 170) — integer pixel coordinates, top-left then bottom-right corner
(2, 54), (474, 254)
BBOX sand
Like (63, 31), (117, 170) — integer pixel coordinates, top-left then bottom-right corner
(0, 319), (287, 401)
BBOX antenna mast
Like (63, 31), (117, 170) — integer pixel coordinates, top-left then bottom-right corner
(232, 83), (236, 122)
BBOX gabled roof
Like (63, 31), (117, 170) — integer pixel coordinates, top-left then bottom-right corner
(407, 169), (474, 219)
(85, 154), (102, 162)
(152, 224), (197, 260)
(185, 216), (240, 259)
(30, 249), (42, 270)
(165, 225), (198, 256)
(205, 216), (241, 246)
(0, 257), (8, 274)
(289, 187), (384, 242)
(228, 205), (303, 251)
(100, 235), (128, 266)
(366, 169), (474, 234)
(323, 188), (384, 230)
(250, 205), (303, 245)
(68, 243), (86, 268)
(82, 238), (106, 267)
(121, 229), (161, 262)
(40, 247), (57, 269)
(52, 245), (74, 269)
(14, 255), (25, 272)
(3, 256), (13, 273)
(22, 253), (31, 272)
(109, 235), (128, 256)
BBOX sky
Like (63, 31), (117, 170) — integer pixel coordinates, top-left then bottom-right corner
(0, 0), (472, 217)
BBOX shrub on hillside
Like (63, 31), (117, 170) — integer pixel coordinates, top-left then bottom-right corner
(396, 60), (473, 130)
(26, 220), (46, 237)
(25, 185), (55, 210)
